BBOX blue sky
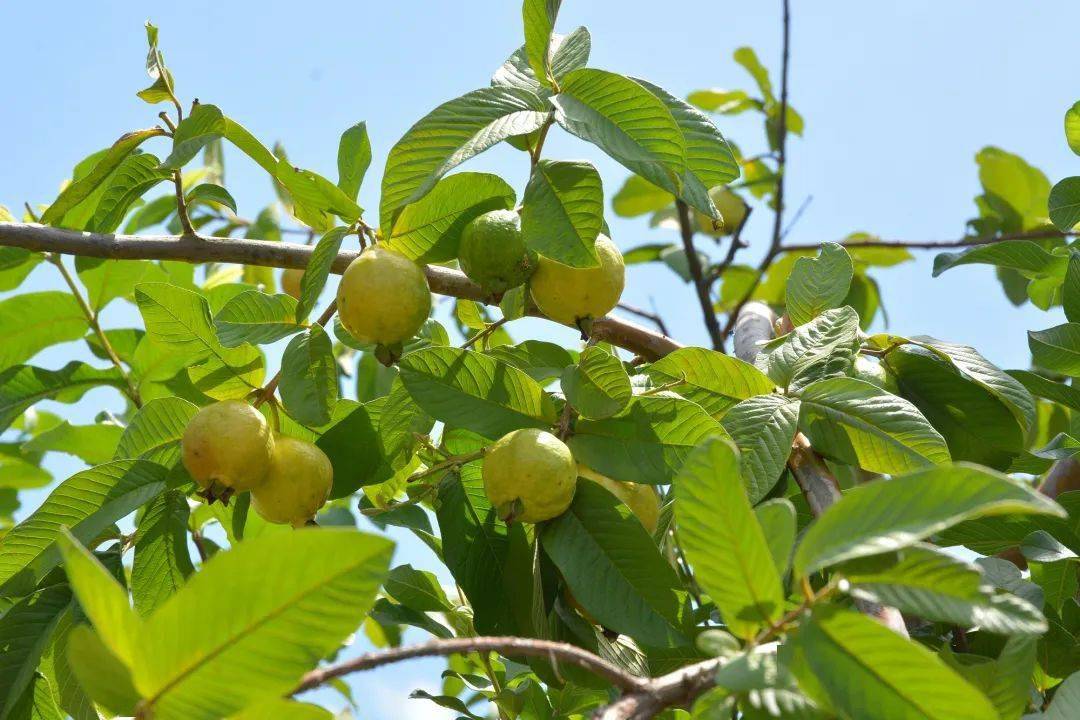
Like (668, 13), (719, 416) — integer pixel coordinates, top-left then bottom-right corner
(2, 1), (1078, 716)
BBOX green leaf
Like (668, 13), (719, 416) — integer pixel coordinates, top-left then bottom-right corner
(280, 326), (339, 427)
(274, 158), (362, 229)
(687, 88), (759, 114)
(1022, 530), (1078, 563)
(132, 490), (194, 617)
(1066, 102), (1080, 156)
(7, 672), (64, 720)
(380, 87), (551, 231)
(185, 183), (237, 214)
(56, 531), (141, 663)
(75, 257), (161, 313)
(645, 347), (776, 418)
(0, 362), (125, 435)
(521, 159), (604, 267)
(0, 247), (43, 292)
(214, 291), (301, 347)
(230, 700), (333, 720)
(733, 47), (774, 102)
(792, 463), (1064, 577)
(1064, 254), (1080, 323)
(634, 78), (741, 205)
(88, 153), (172, 233)
(65, 624), (140, 717)
(0, 584), (71, 718)
(799, 605), (998, 720)
(785, 243), (854, 326)
(842, 544), (1046, 635)
(160, 104), (226, 170)
(385, 563), (452, 612)
(0, 459), (168, 597)
(721, 394), (801, 503)
(552, 69), (688, 209)
(115, 397), (199, 465)
(1008, 369), (1080, 413)
(522, 0), (561, 84)
(541, 478), (690, 647)
(755, 499), (797, 576)
(799, 377), (950, 475)
(0, 292), (88, 372)
(41, 128), (167, 227)
(337, 121), (371, 201)
(1041, 669), (1080, 719)
(674, 438), (784, 638)
(386, 172), (516, 263)
(911, 337), (1035, 434)
(569, 395), (727, 485)
(976, 146), (1052, 230)
(296, 227), (348, 323)
(1029, 323), (1080, 376)
(136, 529), (392, 720)
(399, 347), (557, 439)
(560, 346), (631, 419)
(933, 240), (1066, 277)
(22, 420), (122, 465)
(887, 347), (1024, 470)
(221, 116), (278, 176)
(755, 306), (861, 393)
(611, 175), (673, 218)
(1049, 177), (1080, 231)
(485, 340), (574, 383)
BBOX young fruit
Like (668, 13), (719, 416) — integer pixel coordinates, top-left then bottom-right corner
(852, 355), (899, 394)
(251, 436), (333, 527)
(482, 428), (577, 523)
(577, 464), (660, 533)
(694, 186), (748, 237)
(281, 267), (304, 299)
(181, 400), (275, 501)
(529, 234), (625, 327)
(458, 209), (534, 294)
(337, 246), (432, 345)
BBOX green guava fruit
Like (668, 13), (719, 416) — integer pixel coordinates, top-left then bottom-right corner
(281, 267), (304, 299)
(182, 400), (275, 499)
(482, 428), (577, 523)
(251, 435), (333, 527)
(694, 186), (748, 237)
(529, 234), (625, 326)
(458, 209), (534, 294)
(337, 246), (432, 345)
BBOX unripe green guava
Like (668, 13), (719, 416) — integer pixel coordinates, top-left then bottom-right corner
(182, 400), (275, 498)
(482, 428), (577, 523)
(458, 209), (534, 294)
(529, 234), (625, 326)
(251, 435), (333, 527)
(337, 246), (432, 346)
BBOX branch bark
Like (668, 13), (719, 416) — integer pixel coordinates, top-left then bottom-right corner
(291, 636), (649, 695)
(675, 201), (724, 350)
(779, 228), (1077, 253)
(0, 223), (682, 361)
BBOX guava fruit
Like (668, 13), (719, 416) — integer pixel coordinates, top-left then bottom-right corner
(181, 399), (275, 500)
(694, 186), (748, 237)
(852, 355), (899, 393)
(529, 234), (625, 327)
(337, 246), (432, 346)
(482, 428), (577, 523)
(577, 464), (660, 533)
(281, 268), (304, 300)
(458, 209), (534, 294)
(251, 435), (333, 527)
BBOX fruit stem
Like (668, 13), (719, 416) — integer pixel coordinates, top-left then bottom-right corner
(406, 448), (486, 483)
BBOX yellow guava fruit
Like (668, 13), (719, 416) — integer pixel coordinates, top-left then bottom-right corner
(694, 186), (748, 237)
(281, 267), (304, 299)
(336, 246), (432, 345)
(181, 400), (275, 499)
(251, 435), (334, 527)
(458, 209), (534, 294)
(482, 428), (577, 523)
(576, 464), (660, 533)
(529, 234), (625, 326)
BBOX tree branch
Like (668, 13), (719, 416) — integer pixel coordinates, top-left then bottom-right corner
(675, 201), (724, 350)
(779, 228), (1076, 253)
(617, 301), (669, 336)
(0, 223), (682, 361)
(290, 636), (649, 695)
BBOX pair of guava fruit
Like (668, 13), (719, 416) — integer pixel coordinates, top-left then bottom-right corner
(181, 399), (333, 526)
(481, 427), (659, 530)
(459, 209), (627, 328)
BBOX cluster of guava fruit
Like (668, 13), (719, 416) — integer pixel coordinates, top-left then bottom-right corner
(181, 400), (333, 526)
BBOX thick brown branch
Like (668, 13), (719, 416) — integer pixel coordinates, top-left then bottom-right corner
(291, 636), (648, 695)
(0, 223), (682, 361)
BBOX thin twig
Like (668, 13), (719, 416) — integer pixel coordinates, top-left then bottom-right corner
(616, 302), (669, 336)
(47, 254), (142, 407)
(173, 171), (197, 237)
(291, 636), (647, 695)
(780, 194), (812, 240)
(461, 317), (510, 350)
(675, 200), (724, 350)
(780, 227), (1076, 252)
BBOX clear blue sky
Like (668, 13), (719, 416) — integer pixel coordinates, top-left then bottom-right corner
(2, 1), (1077, 716)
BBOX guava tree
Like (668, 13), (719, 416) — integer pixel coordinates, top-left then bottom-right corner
(0, 1), (1079, 719)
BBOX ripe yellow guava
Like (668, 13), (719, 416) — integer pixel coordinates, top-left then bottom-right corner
(251, 435), (334, 527)
(458, 209), (534, 294)
(529, 234), (625, 327)
(337, 246), (432, 346)
(281, 267), (304, 299)
(852, 355), (899, 394)
(576, 464), (660, 533)
(482, 428), (577, 523)
(694, 186), (748, 237)
(181, 400), (275, 500)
